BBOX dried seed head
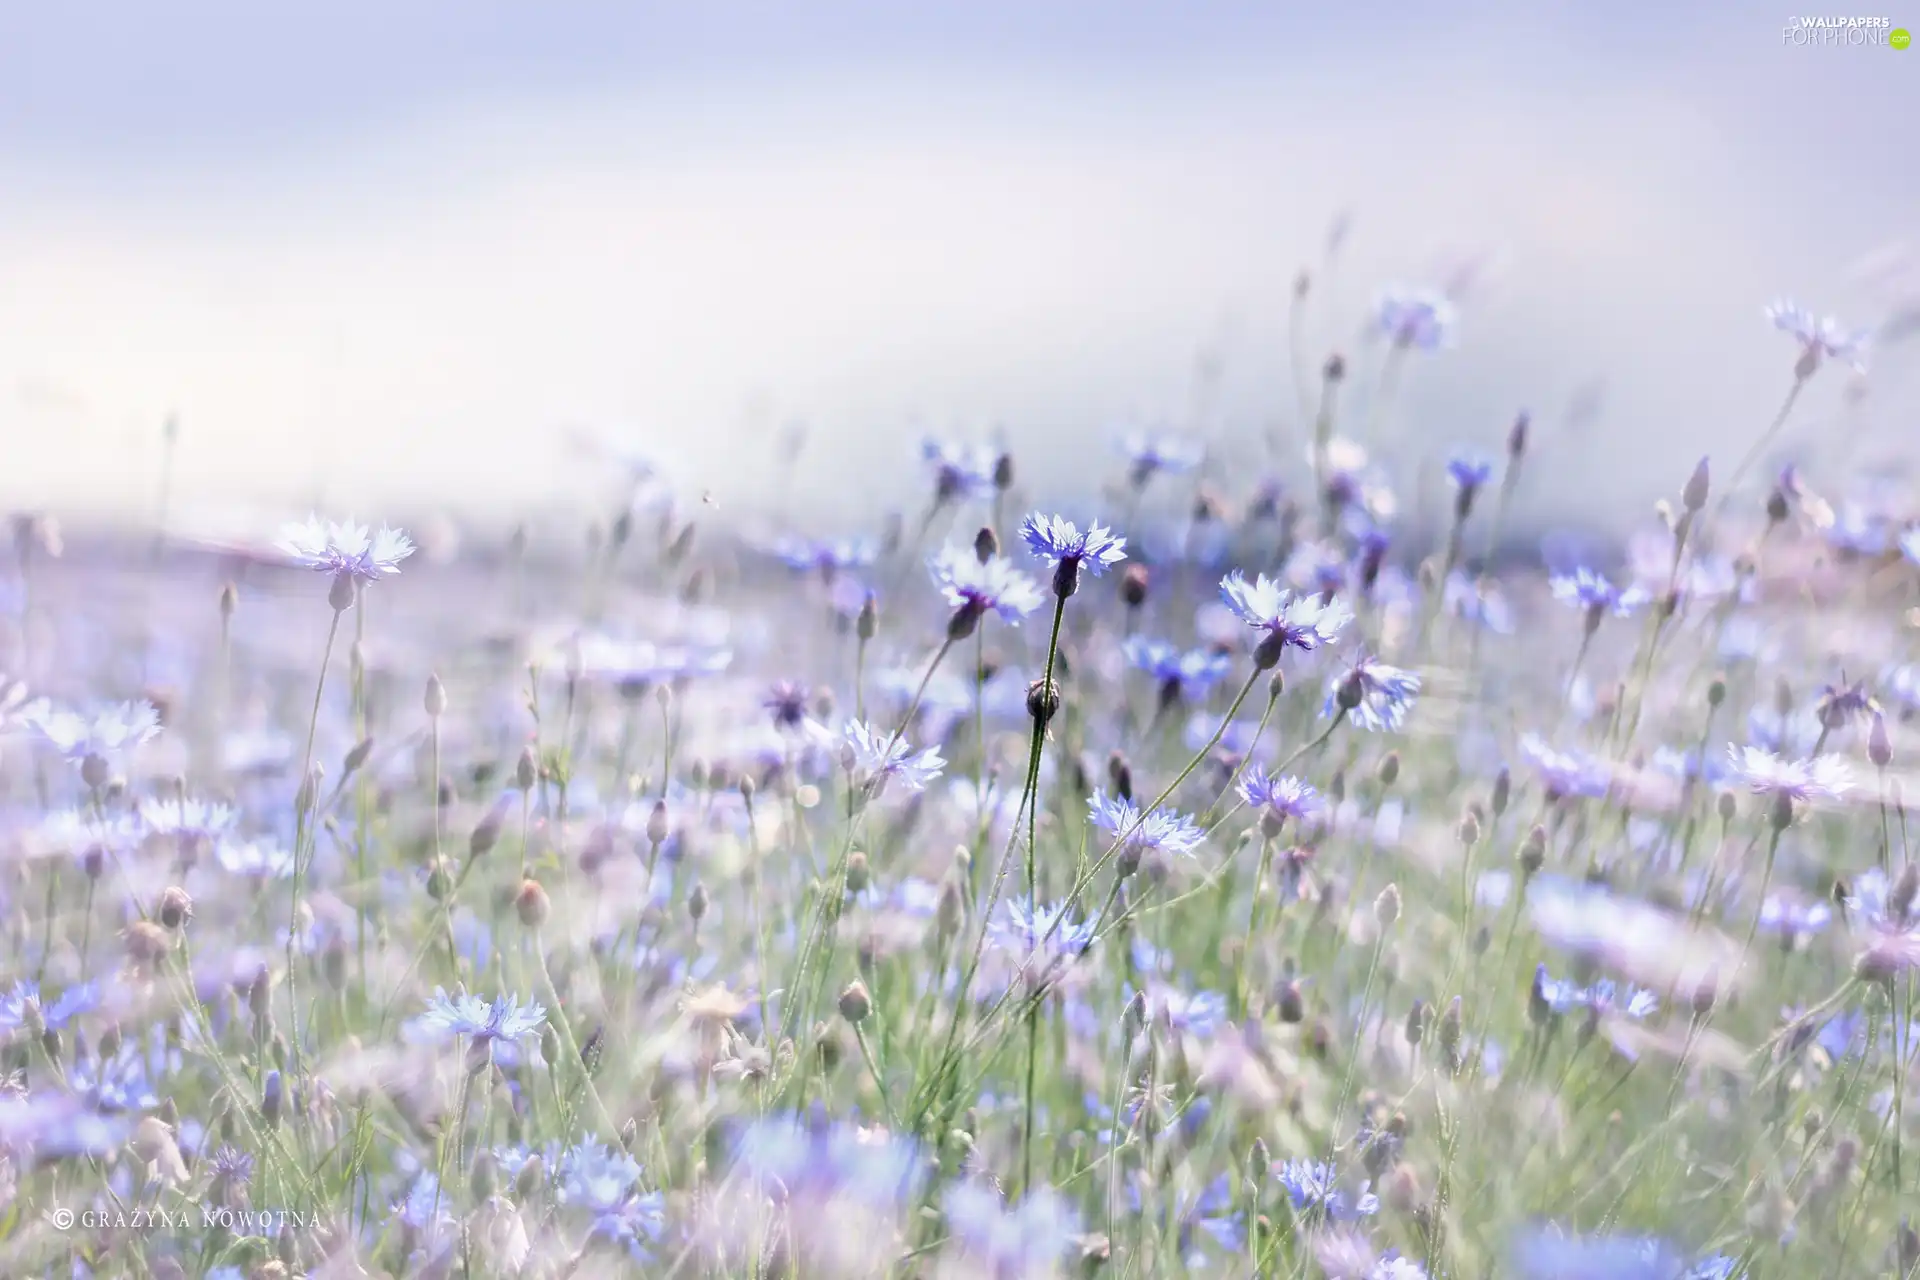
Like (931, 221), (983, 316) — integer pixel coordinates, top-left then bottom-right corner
(158, 886), (193, 930)
(123, 921), (174, 969)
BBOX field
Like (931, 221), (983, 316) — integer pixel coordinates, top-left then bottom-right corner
(1, 293), (1915, 1279)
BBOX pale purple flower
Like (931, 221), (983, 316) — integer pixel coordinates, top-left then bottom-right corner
(1550, 568), (1648, 620)
(1020, 513), (1128, 575)
(1240, 773), (1323, 828)
(1725, 746), (1852, 803)
(1123, 637), (1233, 700)
(26, 701), (161, 768)
(1120, 430), (1204, 483)
(1766, 298), (1870, 373)
(1087, 791), (1204, 860)
(841, 720), (946, 796)
(922, 440), (1000, 503)
(1323, 655), (1421, 732)
(929, 546), (1044, 624)
(275, 516), (415, 581)
(1375, 286), (1458, 350)
(418, 988), (546, 1045)
(1220, 572), (1351, 660)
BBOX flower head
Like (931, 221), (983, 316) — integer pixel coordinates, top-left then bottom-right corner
(27, 701), (160, 768)
(1550, 568), (1647, 621)
(942, 1182), (1082, 1277)
(929, 546), (1044, 627)
(1725, 746), (1851, 803)
(1120, 431), (1204, 484)
(1123, 637), (1232, 701)
(1219, 571), (1351, 667)
(1375, 286), (1458, 351)
(418, 988), (546, 1046)
(276, 516), (414, 582)
(1239, 773), (1323, 830)
(1323, 655), (1421, 732)
(1088, 791), (1204, 863)
(1020, 513), (1127, 596)
(922, 440), (999, 504)
(841, 720), (946, 797)
(1766, 298), (1870, 374)
(1273, 1159), (1379, 1221)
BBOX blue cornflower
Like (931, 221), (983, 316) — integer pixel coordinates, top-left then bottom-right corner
(1020, 513), (1128, 597)
(1219, 571), (1351, 668)
(1324, 654), (1421, 732)
(560, 1139), (667, 1261)
(1120, 430), (1204, 485)
(1122, 637), (1232, 701)
(1533, 965), (1660, 1020)
(69, 1043), (159, 1112)
(0, 1092), (129, 1159)
(26, 701), (160, 769)
(1447, 454), (1495, 520)
(840, 720), (946, 797)
(276, 516), (415, 582)
(1725, 746), (1851, 803)
(394, 1170), (455, 1241)
(417, 988), (546, 1046)
(1815, 676), (1880, 730)
(139, 796), (236, 845)
(922, 440), (1000, 504)
(1273, 1158), (1379, 1221)
(575, 636), (732, 687)
(1087, 791), (1204, 864)
(763, 681), (812, 731)
(215, 838), (295, 878)
(1239, 772), (1322, 832)
(1518, 734), (1612, 800)
(1766, 298), (1870, 374)
(1444, 570), (1515, 634)
(942, 1182), (1082, 1277)
(1137, 984), (1228, 1038)
(988, 898), (1096, 989)
(1550, 568), (1648, 624)
(0, 979), (98, 1038)
(732, 1114), (927, 1207)
(1902, 526), (1920, 569)
(1758, 894), (1833, 938)
(770, 534), (877, 577)
(929, 546), (1044, 632)
(1375, 286), (1458, 350)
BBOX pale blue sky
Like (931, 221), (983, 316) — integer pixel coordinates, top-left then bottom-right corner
(3, 3), (1915, 537)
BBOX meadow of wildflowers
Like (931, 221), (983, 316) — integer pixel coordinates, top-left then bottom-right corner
(0, 280), (1915, 1280)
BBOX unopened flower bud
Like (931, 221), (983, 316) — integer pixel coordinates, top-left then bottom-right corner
(687, 881), (709, 925)
(1456, 810), (1481, 848)
(261, 1070), (284, 1128)
(516, 744), (538, 791)
(1490, 767), (1509, 816)
(1682, 457), (1710, 513)
(1027, 678), (1061, 730)
(1121, 563), (1149, 608)
(327, 573), (355, 612)
(973, 526), (999, 563)
(856, 593), (879, 642)
(219, 582), (238, 619)
(515, 879), (550, 928)
(845, 851), (870, 895)
(993, 452), (1015, 491)
(1373, 884), (1401, 929)
(1870, 713), (1893, 768)
(1717, 791), (1738, 823)
(1707, 674), (1726, 709)
(1404, 998), (1429, 1046)
(838, 981), (871, 1025)
(425, 674), (447, 718)
(1519, 824), (1546, 876)
(646, 800), (669, 847)
(1507, 412), (1529, 460)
